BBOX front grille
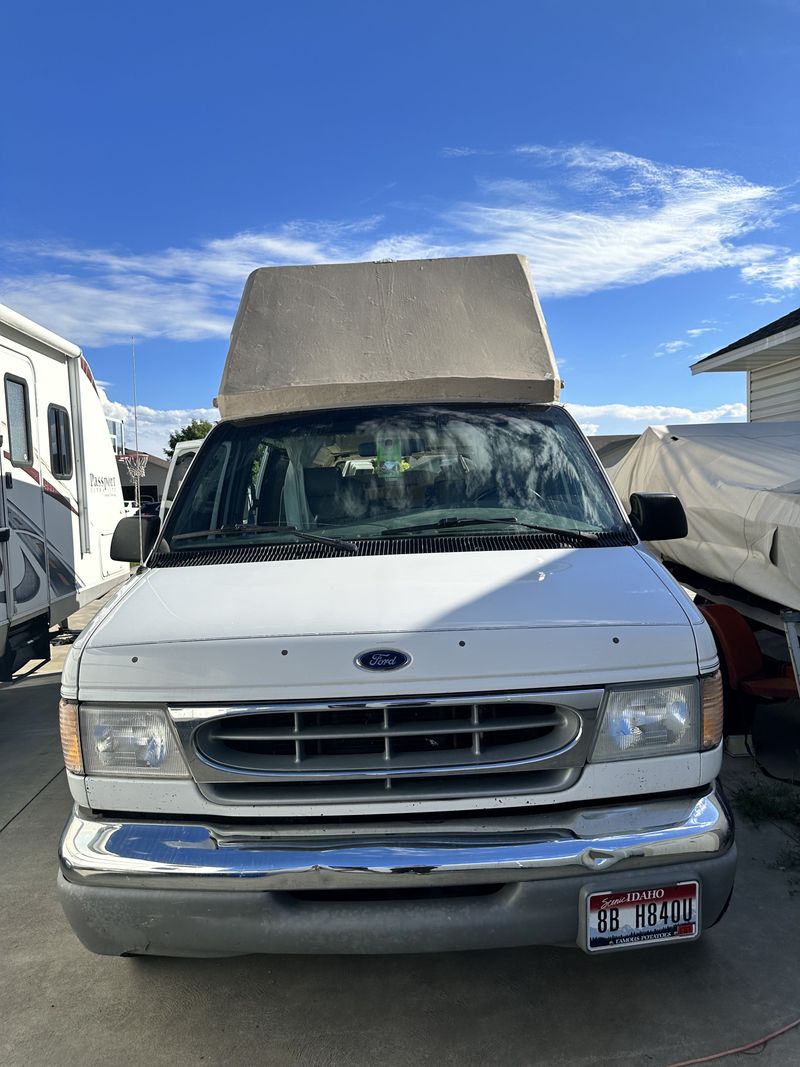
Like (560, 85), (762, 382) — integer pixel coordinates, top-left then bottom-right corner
(195, 700), (579, 775)
(199, 768), (579, 805)
(180, 692), (596, 805)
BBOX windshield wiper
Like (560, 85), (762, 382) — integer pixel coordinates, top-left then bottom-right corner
(509, 521), (605, 546)
(381, 516), (517, 536)
(170, 523), (359, 554)
(380, 515), (605, 545)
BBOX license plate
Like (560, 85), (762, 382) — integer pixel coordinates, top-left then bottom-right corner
(585, 881), (700, 952)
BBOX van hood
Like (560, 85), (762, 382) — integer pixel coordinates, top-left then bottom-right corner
(72, 547), (705, 702)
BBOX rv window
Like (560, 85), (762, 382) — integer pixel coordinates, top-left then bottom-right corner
(4, 376), (33, 467)
(47, 405), (73, 479)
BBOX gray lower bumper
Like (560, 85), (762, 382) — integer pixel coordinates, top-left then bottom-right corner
(58, 786), (736, 956)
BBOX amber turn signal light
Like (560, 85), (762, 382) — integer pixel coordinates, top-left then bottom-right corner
(59, 699), (83, 775)
(701, 672), (724, 750)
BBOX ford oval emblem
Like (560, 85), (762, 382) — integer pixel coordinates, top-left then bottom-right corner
(355, 649), (411, 672)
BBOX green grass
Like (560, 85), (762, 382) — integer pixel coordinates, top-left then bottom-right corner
(732, 779), (800, 828)
(733, 779), (800, 894)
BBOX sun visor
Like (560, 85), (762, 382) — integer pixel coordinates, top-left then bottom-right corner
(216, 254), (560, 419)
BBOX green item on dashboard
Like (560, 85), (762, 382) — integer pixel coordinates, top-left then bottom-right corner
(375, 436), (405, 478)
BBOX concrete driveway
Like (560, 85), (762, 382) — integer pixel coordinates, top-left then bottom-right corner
(1, 673), (799, 1067)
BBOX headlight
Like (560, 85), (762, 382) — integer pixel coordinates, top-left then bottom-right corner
(590, 681), (700, 762)
(79, 705), (190, 777)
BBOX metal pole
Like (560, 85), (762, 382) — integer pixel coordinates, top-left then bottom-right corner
(132, 337), (144, 563)
(782, 610), (800, 695)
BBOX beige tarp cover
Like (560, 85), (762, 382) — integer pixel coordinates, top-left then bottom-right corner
(608, 421), (800, 610)
(216, 254), (560, 419)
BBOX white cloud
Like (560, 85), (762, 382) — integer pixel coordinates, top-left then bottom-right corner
(0, 272), (233, 347)
(440, 147), (488, 158)
(0, 222), (382, 346)
(740, 252), (800, 294)
(99, 394), (747, 457)
(655, 339), (691, 356)
(448, 146), (782, 297)
(99, 386), (218, 456)
(1, 143), (797, 347)
(654, 324), (721, 357)
(566, 401), (746, 436)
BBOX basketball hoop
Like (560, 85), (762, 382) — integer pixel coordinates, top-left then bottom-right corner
(122, 451), (150, 562)
(122, 453), (149, 481)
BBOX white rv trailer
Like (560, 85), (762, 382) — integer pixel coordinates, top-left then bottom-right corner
(0, 303), (130, 678)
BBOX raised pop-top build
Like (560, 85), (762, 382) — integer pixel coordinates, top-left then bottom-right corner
(57, 256), (735, 957)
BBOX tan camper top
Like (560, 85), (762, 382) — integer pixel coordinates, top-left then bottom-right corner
(216, 254), (560, 419)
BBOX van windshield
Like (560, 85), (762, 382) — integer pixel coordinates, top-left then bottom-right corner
(162, 404), (627, 551)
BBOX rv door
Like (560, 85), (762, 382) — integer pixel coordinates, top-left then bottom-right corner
(0, 445), (11, 643)
(2, 352), (49, 622)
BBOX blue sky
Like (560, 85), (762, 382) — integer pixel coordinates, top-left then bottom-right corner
(3, 0), (800, 453)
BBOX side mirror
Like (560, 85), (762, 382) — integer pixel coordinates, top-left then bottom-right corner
(628, 492), (688, 541)
(110, 515), (161, 562)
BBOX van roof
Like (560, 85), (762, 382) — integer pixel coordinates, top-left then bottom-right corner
(216, 254), (560, 420)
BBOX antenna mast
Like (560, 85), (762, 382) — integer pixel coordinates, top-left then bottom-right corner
(132, 335), (140, 458)
(122, 336), (148, 562)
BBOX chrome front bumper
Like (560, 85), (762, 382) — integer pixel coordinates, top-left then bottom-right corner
(60, 787), (732, 892)
(57, 786), (736, 956)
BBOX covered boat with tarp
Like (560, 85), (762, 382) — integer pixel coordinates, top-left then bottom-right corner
(607, 420), (800, 614)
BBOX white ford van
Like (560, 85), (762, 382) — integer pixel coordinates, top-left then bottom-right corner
(57, 255), (734, 956)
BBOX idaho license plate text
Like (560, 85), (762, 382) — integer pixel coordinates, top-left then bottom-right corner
(586, 881), (699, 952)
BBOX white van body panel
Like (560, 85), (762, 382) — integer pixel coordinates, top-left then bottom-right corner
(71, 546), (700, 704)
(65, 543), (717, 819)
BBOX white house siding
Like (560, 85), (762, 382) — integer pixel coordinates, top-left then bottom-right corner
(749, 356), (800, 421)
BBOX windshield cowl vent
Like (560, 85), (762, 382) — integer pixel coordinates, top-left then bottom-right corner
(149, 530), (634, 568)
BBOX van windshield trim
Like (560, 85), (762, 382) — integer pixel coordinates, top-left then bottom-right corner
(159, 403), (631, 553)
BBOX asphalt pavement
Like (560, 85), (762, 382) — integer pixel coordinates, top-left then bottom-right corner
(1, 667), (799, 1066)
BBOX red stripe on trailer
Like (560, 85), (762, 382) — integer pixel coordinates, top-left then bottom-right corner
(4, 450), (80, 516)
(43, 478), (80, 516)
(3, 450), (41, 484)
(80, 356), (99, 396)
